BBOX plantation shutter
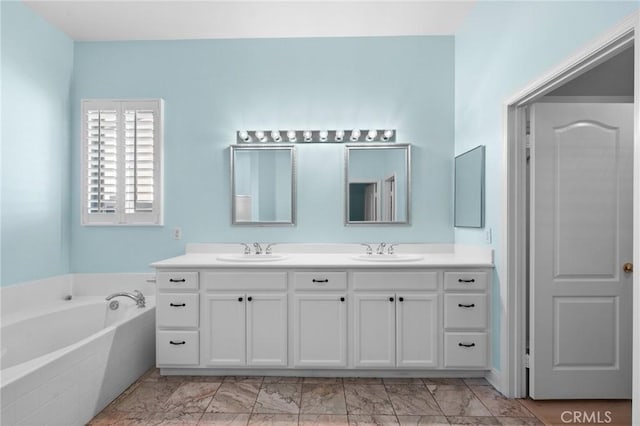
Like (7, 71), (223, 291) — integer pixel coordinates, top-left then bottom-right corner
(82, 99), (163, 225)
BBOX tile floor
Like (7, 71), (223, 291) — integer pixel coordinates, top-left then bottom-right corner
(89, 369), (547, 425)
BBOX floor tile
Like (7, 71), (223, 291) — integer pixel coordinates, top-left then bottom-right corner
(299, 414), (350, 425)
(206, 382), (260, 413)
(495, 417), (543, 425)
(422, 378), (466, 386)
(254, 383), (302, 414)
(447, 416), (500, 425)
(300, 383), (347, 414)
(469, 386), (534, 418)
(382, 378), (424, 385)
(303, 377), (343, 384)
(145, 411), (203, 425)
(163, 382), (221, 413)
(344, 385), (395, 415)
(462, 378), (489, 386)
(348, 415), (400, 425)
(430, 386), (492, 417)
(262, 377), (303, 384)
(396, 415), (450, 425)
(343, 378), (384, 384)
(224, 376), (265, 384)
(142, 368), (185, 383)
(198, 413), (251, 425)
(112, 382), (182, 413)
(385, 384), (442, 416)
(88, 410), (150, 425)
(247, 413), (299, 425)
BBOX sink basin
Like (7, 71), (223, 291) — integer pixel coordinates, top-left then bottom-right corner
(216, 254), (288, 262)
(351, 254), (424, 262)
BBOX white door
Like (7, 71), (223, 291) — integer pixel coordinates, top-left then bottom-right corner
(396, 293), (438, 368)
(364, 183), (379, 221)
(246, 294), (287, 367)
(530, 103), (633, 399)
(205, 294), (246, 366)
(293, 294), (347, 367)
(353, 293), (396, 367)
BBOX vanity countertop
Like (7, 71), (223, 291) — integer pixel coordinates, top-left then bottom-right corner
(151, 244), (493, 269)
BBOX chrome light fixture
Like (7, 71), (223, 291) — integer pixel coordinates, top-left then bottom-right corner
(236, 129), (396, 144)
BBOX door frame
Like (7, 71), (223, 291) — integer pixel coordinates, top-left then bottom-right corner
(501, 11), (639, 416)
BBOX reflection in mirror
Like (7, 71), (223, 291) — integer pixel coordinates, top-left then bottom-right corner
(454, 145), (484, 228)
(231, 145), (295, 225)
(345, 144), (411, 225)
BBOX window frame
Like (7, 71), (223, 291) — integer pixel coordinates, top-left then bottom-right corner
(81, 99), (164, 226)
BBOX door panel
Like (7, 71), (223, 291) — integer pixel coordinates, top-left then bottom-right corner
(246, 294), (287, 367)
(353, 293), (396, 367)
(205, 294), (246, 366)
(530, 103), (633, 399)
(396, 294), (438, 367)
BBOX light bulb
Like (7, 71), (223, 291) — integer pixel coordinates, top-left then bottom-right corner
(287, 130), (297, 142)
(303, 130), (313, 142)
(271, 130), (282, 142)
(366, 130), (378, 141)
(350, 129), (361, 142)
(255, 130), (267, 142)
(238, 130), (251, 143)
(381, 129), (394, 141)
(335, 130), (345, 142)
(319, 130), (328, 142)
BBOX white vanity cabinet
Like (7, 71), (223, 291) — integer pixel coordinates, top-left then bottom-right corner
(203, 272), (288, 367)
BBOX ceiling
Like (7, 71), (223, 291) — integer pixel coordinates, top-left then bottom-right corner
(23, 1), (476, 41)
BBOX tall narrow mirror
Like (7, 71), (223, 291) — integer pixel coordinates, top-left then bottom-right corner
(231, 145), (296, 225)
(454, 145), (485, 228)
(345, 144), (411, 225)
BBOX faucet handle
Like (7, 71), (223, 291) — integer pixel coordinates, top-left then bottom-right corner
(241, 243), (251, 254)
(265, 243), (275, 255)
(387, 244), (398, 255)
(360, 243), (373, 255)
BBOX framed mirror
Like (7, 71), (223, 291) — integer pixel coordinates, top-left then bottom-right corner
(345, 144), (411, 225)
(454, 145), (485, 228)
(230, 145), (296, 225)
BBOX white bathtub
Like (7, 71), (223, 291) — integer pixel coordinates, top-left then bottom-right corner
(0, 296), (155, 426)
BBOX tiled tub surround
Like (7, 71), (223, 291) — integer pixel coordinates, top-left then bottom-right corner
(90, 369), (544, 425)
(0, 274), (157, 426)
(152, 244), (493, 378)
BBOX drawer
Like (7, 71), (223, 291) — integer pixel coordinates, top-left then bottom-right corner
(203, 271), (287, 291)
(444, 294), (488, 330)
(294, 271), (347, 290)
(444, 332), (488, 368)
(444, 271), (488, 291)
(157, 293), (199, 328)
(353, 271), (439, 291)
(157, 271), (199, 291)
(157, 330), (199, 366)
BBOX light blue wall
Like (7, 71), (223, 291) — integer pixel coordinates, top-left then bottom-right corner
(1, 1), (74, 286)
(454, 1), (639, 370)
(71, 37), (455, 273)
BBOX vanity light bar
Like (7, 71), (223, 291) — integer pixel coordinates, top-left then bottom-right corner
(236, 129), (396, 144)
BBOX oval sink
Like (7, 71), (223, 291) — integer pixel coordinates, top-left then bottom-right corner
(216, 254), (288, 262)
(351, 254), (424, 262)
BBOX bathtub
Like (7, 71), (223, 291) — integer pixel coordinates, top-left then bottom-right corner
(0, 296), (155, 425)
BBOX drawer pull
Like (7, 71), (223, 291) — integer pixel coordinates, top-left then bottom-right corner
(458, 278), (476, 283)
(458, 342), (476, 348)
(458, 303), (475, 308)
(169, 303), (186, 307)
(169, 278), (186, 283)
(312, 279), (329, 283)
(169, 340), (186, 345)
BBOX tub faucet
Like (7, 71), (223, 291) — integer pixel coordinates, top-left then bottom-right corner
(376, 242), (387, 255)
(105, 290), (146, 308)
(253, 242), (263, 255)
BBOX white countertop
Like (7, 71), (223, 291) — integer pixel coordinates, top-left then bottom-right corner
(151, 244), (494, 269)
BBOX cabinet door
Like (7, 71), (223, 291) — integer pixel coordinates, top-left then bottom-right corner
(396, 293), (438, 367)
(246, 294), (287, 367)
(205, 294), (246, 366)
(293, 294), (347, 367)
(353, 293), (396, 368)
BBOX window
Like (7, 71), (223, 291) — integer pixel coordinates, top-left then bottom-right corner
(81, 99), (163, 225)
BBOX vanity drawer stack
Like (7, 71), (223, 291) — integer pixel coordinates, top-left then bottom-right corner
(443, 271), (489, 368)
(156, 271), (200, 366)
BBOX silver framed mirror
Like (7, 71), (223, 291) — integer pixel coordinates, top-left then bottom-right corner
(454, 145), (485, 228)
(230, 145), (296, 226)
(345, 144), (411, 225)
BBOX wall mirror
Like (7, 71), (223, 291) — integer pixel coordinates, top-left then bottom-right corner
(454, 145), (485, 228)
(345, 144), (411, 225)
(230, 145), (296, 225)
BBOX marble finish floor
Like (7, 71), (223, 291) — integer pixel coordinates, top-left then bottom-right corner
(89, 370), (548, 425)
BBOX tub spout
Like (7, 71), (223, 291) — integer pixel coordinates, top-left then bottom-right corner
(105, 290), (146, 308)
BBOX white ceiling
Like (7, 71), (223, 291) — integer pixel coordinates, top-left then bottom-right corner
(23, 1), (476, 41)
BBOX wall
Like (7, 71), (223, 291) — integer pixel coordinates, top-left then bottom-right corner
(0, 1), (74, 286)
(454, 1), (639, 371)
(71, 36), (455, 273)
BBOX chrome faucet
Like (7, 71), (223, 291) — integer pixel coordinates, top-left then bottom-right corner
(265, 243), (275, 255)
(376, 242), (387, 255)
(253, 242), (263, 255)
(241, 243), (251, 254)
(105, 290), (146, 308)
(361, 243), (373, 255)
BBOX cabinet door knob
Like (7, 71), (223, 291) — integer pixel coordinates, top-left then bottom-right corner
(398, 297), (404, 302)
(458, 303), (475, 308)
(340, 297), (345, 302)
(238, 297), (243, 302)
(169, 340), (186, 345)
(247, 296), (253, 302)
(169, 303), (186, 307)
(389, 297), (394, 302)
